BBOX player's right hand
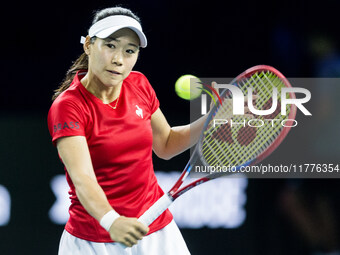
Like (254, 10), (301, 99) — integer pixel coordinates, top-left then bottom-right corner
(109, 216), (149, 247)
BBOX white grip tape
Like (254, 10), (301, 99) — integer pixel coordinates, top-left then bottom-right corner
(138, 193), (173, 226)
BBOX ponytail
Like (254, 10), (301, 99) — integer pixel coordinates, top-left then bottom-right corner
(52, 53), (88, 100)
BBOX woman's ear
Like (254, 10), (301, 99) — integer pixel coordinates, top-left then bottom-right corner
(83, 35), (92, 55)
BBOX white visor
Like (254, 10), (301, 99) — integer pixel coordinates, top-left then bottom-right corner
(81, 15), (147, 48)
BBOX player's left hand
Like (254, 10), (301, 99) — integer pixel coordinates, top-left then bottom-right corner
(109, 216), (149, 247)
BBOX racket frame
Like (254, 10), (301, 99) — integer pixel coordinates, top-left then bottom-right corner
(170, 65), (297, 199)
(138, 65), (296, 226)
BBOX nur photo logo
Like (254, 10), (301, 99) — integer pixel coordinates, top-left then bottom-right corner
(198, 82), (312, 129)
(186, 68), (313, 151)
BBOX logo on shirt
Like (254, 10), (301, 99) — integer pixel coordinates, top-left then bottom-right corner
(135, 105), (143, 119)
(53, 122), (80, 133)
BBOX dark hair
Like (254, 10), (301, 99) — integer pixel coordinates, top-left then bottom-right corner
(52, 7), (141, 100)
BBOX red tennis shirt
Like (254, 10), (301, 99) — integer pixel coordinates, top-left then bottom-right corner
(47, 70), (172, 242)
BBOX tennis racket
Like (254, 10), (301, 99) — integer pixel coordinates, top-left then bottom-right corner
(138, 65), (297, 226)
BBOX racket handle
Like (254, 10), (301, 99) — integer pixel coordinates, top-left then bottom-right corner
(138, 193), (173, 226)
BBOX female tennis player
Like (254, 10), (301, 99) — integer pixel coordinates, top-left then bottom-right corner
(47, 6), (211, 255)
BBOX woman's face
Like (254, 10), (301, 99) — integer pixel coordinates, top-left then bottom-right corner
(86, 28), (140, 88)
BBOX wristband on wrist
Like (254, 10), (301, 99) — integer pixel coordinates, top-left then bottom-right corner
(100, 210), (120, 232)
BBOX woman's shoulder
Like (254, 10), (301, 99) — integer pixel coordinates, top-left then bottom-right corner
(125, 71), (159, 111)
(51, 84), (85, 111)
(125, 71), (153, 90)
(126, 71), (148, 82)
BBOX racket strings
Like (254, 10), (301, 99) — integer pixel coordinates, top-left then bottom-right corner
(208, 86), (284, 165)
(201, 71), (292, 167)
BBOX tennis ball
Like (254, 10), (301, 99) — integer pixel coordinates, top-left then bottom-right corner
(175, 75), (202, 100)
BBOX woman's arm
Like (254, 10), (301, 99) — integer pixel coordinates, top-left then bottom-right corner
(151, 85), (256, 160)
(56, 136), (148, 247)
(151, 108), (208, 160)
(151, 83), (220, 160)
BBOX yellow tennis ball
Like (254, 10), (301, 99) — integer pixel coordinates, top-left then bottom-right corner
(175, 75), (202, 100)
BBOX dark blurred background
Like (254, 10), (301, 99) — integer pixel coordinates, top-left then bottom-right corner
(1, 0), (340, 254)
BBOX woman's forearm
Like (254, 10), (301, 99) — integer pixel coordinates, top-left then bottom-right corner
(73, 174), (114, 221)
(162, 114), (209, 160)
(57, 136), (114, 222)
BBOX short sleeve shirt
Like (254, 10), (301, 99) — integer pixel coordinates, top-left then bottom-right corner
(47, 71), (172, 242)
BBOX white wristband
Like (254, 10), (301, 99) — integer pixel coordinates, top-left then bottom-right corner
(100, 210), (120, 232)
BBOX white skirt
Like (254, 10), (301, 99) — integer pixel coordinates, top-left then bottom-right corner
(58, 220), (190, 255)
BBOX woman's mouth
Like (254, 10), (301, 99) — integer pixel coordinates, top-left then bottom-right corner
(107, 70), (121, 75)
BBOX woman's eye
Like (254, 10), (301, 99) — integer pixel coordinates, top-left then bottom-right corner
(126, 49), (135, 54)
(106, 43), (115, 49)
